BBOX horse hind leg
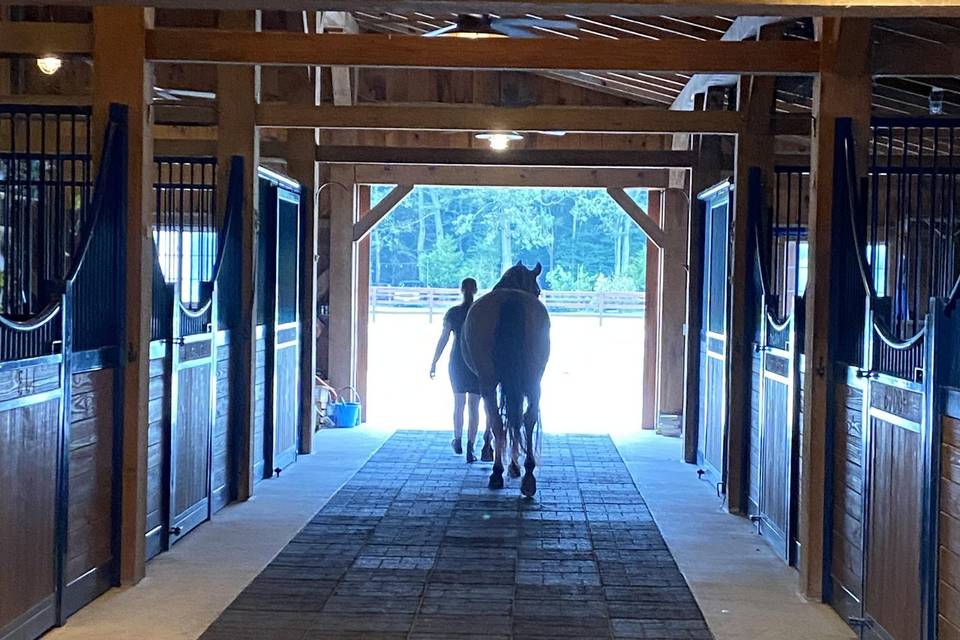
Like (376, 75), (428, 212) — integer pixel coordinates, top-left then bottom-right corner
(508, 434), (521, 478)
(482, 388), (505, 490)
(520, 390), (541, 498)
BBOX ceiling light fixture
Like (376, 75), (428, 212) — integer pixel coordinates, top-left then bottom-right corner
(475, 131), (523, 151)
(36, 55), (62, 75)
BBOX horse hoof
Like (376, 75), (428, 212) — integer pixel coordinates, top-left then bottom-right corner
(481, 443), (494, 462)
(521, 472), (537, 498)
(488, 473), (504, 490)
(508, 462), (521, 478)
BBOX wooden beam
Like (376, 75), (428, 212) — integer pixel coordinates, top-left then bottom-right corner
(799, 16), (873, 602)
(318, 146), (696, 168)
(642, 191), (662, 430)
(93, 5), (154, 586)
(22, 1), (960, 18)
(656, 188), (689, 436)
(352, 184), (413, 243)
(352, 164), (669, 188)
(146, 29), (820, 74)
(0, 21), (92, 55)
(606, 187), (666, 249)
(256, 103), (743, 134)
(328, 166), (358, 393)
(727, 71), (777, 516)
(318, 12), (358, 106)
(216, 10), (261, 500)
(872, 36), (960, 76)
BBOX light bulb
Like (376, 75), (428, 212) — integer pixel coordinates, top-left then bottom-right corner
(488, 133), (511, 151)
(36, 55), (62, 75)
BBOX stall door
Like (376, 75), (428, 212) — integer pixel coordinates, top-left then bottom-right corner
(756, 303), (803, 564)
(263, 181), (301, 474)
(168, 324), (216, 545)
(698, 182), (731, 486)
(859, 377), (925, 640)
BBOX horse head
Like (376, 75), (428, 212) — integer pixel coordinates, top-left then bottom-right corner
(494, 261), (542, 297)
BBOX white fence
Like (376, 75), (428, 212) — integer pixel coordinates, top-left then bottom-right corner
(369, 286), (646, 323)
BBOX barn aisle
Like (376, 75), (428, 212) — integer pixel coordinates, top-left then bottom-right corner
(200, 431), (711, 640)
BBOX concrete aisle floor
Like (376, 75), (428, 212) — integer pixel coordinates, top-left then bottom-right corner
(47, 426), (394, 640)
(47, 426), (854, 640)
(616, 430), (855, 640)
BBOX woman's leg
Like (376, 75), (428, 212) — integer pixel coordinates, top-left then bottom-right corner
(452, 392), (466, 454)
(466, 393), (481, 453)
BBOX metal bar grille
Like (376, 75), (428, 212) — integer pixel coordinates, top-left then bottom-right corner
(0, 105), (91, 317)
(867, 119), (960, 378)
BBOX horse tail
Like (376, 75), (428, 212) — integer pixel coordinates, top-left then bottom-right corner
(494, 295), (525, 452)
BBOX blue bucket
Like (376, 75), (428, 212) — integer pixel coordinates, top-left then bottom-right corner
(331, 387), (362, 427)
(332, 401), (361, 427)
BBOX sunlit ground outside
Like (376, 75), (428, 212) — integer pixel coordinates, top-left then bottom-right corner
(365, 311), (644, 436)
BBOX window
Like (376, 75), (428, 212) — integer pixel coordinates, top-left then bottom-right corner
(868, 243), (888, 298)
(153, 228), (217, 305)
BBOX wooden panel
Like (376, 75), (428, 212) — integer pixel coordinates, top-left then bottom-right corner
(0, 362), (60, 403)
(865, 417), (922, 640)
(145, 355), (168, 544)
(174, 364), (211, 517)
(212, 344), (232, 513)
(703, 356), (725, 474)
(760, 374), (790, 537)
(749, 351), (761, 513)
(941, 414), (960, 636)
(830, 383), (863, 603)
(272, 343), (298, 470)
(67, 369), (115, 583)
(0, 398), (61, 630)
(253, 333), (267, 481)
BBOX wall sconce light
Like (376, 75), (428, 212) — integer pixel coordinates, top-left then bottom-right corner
(475, 131), (523, 151)
(36, 55), (63, 76)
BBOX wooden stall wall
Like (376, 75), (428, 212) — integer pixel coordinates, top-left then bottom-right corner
(0, 361), (63, 640)
(145, 345), (168, 561)
(749, 350), (762, 516)
(0, 103), (125, 640)
(941, 389), (960, 640)
(212, 330), (233, 513)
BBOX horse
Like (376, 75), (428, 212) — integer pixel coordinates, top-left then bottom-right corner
(462, 261), (551, 497)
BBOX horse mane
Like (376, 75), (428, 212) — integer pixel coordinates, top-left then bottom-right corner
(493, 265), (524, 291)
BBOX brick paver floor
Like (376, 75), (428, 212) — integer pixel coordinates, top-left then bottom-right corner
(201, 431), (713, 640)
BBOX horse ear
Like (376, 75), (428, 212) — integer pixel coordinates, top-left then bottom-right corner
(515, 260), (523, 267)
(533, 262), (542, 276)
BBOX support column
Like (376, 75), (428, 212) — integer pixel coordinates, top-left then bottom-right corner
(683, 91), (727, 464)
(216, 10), (260, 500)
(356, 187), (371, 421)
(642, 190), (662, 430)
(92, 6), (154, 585)
(656, 188), (689, 437)
(287, 129), (318, 452)
(726, 72), (776, 515)
(799, 17), (872, 600)
(328, 165), (358, 393)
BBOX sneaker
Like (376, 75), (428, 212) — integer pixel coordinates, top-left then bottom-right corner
(466, 448), (477, 464)
(451, 438), (463, 455)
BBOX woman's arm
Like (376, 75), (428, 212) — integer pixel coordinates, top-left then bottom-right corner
(430, 322), (452, 378)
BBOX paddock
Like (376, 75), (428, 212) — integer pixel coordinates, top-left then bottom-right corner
(1, 6), (960, 640)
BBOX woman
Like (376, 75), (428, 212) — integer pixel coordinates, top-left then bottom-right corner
(430, 277), (483, 462)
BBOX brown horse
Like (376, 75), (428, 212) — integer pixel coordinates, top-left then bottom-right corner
(462, 262), (551, 497)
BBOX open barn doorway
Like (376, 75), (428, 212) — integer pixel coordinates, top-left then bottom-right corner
(362, 184), (654, 437)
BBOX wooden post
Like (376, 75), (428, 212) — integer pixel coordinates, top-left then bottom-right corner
(656, 187), (689, 436)
(799, 17), (872, 600)
(92, 6), (154, 585)
(287, 128), (318, 452)
(356, 186), (371, 421)
(683, 91), (726, 464)
(642, 190), (662, 430)
(726, 70), (776, 515)
(216, 10), (260, 500)
(328, 165), (358, 393)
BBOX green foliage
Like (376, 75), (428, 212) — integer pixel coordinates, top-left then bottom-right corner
(370, 185), (650, 292)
